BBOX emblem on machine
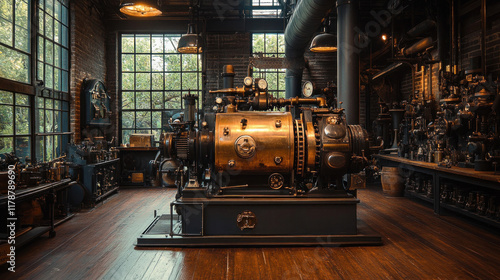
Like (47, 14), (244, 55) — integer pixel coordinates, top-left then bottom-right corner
(269, 173), (284, 189)
(236, 210), (257, 230)
(234, 135), (256, 158)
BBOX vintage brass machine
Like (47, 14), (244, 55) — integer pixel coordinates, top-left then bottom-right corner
(137, 69), (382, 246)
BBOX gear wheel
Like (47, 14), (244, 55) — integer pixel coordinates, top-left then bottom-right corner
(294, 119), (305, 176)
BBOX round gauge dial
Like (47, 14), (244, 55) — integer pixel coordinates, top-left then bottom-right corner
(302, 81), (314, 97)
(244, 76), (253, 87)
(257, 79), (268, 91)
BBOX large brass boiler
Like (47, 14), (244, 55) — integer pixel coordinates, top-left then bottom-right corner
(215, 112), (294, 176)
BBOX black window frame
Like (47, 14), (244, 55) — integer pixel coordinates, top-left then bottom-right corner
(251, 32), (286, 99)
(119, 33), (203, 145)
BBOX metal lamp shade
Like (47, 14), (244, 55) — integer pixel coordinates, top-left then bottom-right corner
(309, 33), (337, 53)
(119, 0), (162, 17)
(177, 25), (203, 54)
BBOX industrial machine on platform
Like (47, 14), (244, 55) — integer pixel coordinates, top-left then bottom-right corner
(136, 68), (382, 246)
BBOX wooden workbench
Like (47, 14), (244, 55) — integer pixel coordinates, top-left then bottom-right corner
(0, 179), (75, 248)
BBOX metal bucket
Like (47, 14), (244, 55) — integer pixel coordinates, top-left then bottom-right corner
(381, 166), (405, 197)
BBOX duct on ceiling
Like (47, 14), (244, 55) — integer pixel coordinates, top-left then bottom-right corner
(284, 0), (335, 98)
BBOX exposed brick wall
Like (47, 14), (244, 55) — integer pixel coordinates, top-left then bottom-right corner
(69, 0), (106, 143)
(400, 1), (500, 102)
(205, 33), (251, 106)
(303, 50), (337, 89)
(105, 30), (119, 143)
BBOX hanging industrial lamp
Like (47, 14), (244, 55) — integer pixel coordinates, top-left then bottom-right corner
(119, 0), (162, 17)
(309, 18), (337, 53)
(178, 6), (203, 54)
(177, 23), (203, 53)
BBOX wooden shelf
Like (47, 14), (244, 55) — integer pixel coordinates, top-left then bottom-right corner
(375, 154), (500, 228)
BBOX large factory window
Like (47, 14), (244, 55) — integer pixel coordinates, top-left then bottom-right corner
(252, 33), (286, 99)
(35, 0), (70, 162)
(251, 0), (282, 18)
(120, 34), (202, 144)
(35, 93), (69, 162)
(0, 0), (31, 84)
(37, 0), (70, 92)
(0, 0), (69, 163)
(0, 91), (31, 163)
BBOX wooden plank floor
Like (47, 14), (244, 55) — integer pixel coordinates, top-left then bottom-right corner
(2, 186), (500, 279)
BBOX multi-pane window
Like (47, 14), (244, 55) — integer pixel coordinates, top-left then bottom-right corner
(35, 93), (69, 162)
(252, 33), (286, 99)
(0, 91), (31, 162)
(0, 0), (31, 83)
(35, 0), (70, 162)
(37, 0), (69, 92)
(120, 34), (202, 144)
(251, 0), (282, 18)
(0, 0), (69, 163)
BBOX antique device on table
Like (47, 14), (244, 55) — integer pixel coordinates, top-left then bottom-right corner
(397, 68), (500, 171)
(0, 153), (75, 248)
(67, 137), (119, 206)
(137, 71), (382, 246)
(0, 153), (71, 189)
(119, 133), (159, 186)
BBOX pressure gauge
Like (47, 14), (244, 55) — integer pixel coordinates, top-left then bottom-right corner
(302, 81), (314, 97)
(244, 76), (253, 87)
(257, 79), (268, 91)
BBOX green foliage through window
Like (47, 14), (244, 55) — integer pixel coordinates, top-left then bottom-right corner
(0, 91), (31, 162)
(37, 0), (69, 93)
(0, 0), (31, 84)
(0, 0), (70, 163)
(120, 34), (202, 144)
(252, 33), (285, 99)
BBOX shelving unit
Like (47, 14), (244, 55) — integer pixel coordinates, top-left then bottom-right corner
(0, 179), (75, 257)
(375, 154), (500, 229)
(81, 158), (120, 205)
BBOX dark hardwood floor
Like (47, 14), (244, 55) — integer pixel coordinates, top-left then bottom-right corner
(2, 186), (500, 279)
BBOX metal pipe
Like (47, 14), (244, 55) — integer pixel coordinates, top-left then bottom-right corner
(437, 0), (450, 65)
(221, 65), (235, 89)
(407, 19), (436, 38)
(481, 0), (487, 74)
(337, 0), (359, 125)
(284, 0), (335, 98)
(372, 63), (404, 80)
(451, 0), (457, 67)
(401, 37), (434, 56)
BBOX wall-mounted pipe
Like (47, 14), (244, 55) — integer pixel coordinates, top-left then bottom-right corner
(337, 0), (359, 125)
(407, 19), (436, 38)
(284, 0), (335, 98)
(481, 0), (487, 74)
(437, 0), (450, 64)
(372, 63), (404, 80)
(401, 37), (434, 56)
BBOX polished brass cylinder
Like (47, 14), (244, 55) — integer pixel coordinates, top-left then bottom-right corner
(215, 112), (294, 175)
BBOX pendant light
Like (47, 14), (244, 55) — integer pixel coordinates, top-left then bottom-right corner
(309, 17), (337, 53)
(119, 0), (162, 17)
(178, 7), (203, 54)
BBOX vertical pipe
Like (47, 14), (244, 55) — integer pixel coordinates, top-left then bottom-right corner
(451, 0), (456, 67)
(337, 0), (359, 125)
(481, 0), (487, 74)
(31, 0), (39, 162)
(437, 0), (450, 65)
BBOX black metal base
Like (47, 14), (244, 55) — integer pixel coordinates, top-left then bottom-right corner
(136, 195), (383, 247)
(136, 214), (381, 247)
